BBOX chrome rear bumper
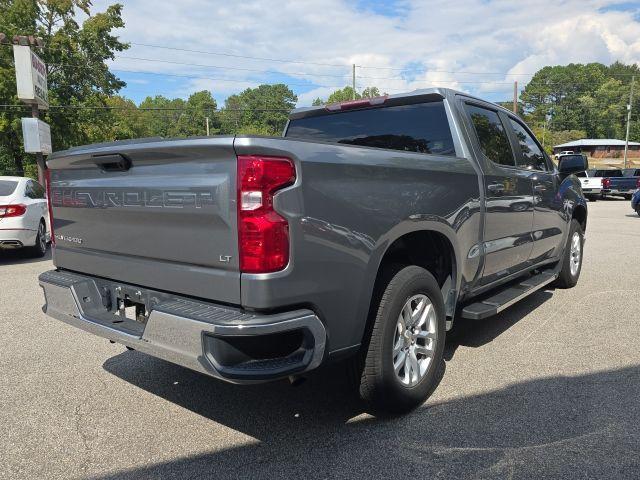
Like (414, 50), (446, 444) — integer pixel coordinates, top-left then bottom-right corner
(39, 270), (327, 383)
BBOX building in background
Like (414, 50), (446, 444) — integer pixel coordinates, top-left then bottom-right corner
(553, 139), (640, 159)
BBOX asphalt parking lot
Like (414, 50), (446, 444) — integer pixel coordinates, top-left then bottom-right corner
(1, 199), (639, 480)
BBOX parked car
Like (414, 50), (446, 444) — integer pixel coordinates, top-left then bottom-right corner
(631, 189), (640, 216)
(600, 168), (640, 199)
(554, 150), (574, 160)
(38, 88), (588, 413)
(566, 157), (600, 201)
(0, 176), (50, 256)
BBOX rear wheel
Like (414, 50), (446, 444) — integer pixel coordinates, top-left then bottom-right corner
(29, 220), (47, 258)
(552, 219), (583, 289)
(356, 265), (445, 414)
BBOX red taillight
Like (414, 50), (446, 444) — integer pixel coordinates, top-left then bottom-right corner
(237, 155), (296, 273)
(45, 169), (55, 245)
(0, 204), (27, 218)
(602, 178), (611, 189)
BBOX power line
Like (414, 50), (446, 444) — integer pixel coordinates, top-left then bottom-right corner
(128, 42), (350, 68)
(0, 102), (632, 112)
(2, 41), (639, 79)
(110, 69), (346, 88)
(112, 55), (352, 78)
(0, 104), (290, 111)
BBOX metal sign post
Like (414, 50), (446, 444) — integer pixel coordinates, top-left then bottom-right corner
(13, 41), (49, 183)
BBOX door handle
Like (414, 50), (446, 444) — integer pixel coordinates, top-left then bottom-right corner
(534, 184), (546, 192)
(487, 183), (505, 194)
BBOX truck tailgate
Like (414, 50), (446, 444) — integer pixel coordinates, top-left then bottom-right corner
(47, 137), (240, 304)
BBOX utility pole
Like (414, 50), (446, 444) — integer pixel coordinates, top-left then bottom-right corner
(352, 64), (356, 100)
(513, 81), (518, 114)
(205, 116), (210, 136)
(623, 75), (635, 169)
(31, 104), (45, 184)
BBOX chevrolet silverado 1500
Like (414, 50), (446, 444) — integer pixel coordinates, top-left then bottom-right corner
(39, 88), (588, 413)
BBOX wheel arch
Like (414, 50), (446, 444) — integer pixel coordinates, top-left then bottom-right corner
(355, 226), (460, 347)
(572, 204), (587, 232)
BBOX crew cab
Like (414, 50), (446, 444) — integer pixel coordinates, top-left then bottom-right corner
(39, 88), (588, 413)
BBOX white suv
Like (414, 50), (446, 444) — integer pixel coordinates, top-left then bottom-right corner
(0, 176), (50, 257)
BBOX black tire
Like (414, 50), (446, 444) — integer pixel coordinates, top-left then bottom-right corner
(585, 195), (597, 202)
(624, 194), (632, 200)
(636, 207), (640, 218)
(356, 265), (446, 414)
(29, 220), (47, 258)
(552, 219), (584, 289)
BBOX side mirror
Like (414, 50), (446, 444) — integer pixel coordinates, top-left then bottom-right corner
(558, 155), (588, 175)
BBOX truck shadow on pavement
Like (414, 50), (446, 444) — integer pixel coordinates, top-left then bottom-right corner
(99, 291), (639, 479)
(444, 290), (553, 361)
(0, 248), (51, 265)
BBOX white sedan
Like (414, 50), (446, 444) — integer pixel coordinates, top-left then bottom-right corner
(0, 176), (50, 257)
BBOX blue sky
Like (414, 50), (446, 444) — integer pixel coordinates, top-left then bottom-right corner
(89, 0), (640, 107)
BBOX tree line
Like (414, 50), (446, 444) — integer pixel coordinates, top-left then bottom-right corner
(1, 0), (639, 178)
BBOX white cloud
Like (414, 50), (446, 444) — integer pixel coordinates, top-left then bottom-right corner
(89, 0), (640, 105)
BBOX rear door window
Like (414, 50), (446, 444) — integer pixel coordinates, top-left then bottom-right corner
(286, 101), (456, 156)
(466, 104), (515, 167)
(0, 180), (19, 196)
(508, 118), (548, 171)
(31, 182), (46, 199)
(596, 170), (623, 177)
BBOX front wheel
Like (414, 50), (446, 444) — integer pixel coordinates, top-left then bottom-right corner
(552, 219), (584, 289)
(356, 265), (445, 414)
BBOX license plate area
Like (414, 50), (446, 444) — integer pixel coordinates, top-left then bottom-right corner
(114, 289), (149, 325)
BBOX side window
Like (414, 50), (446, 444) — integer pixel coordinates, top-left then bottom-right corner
(32, 182), (46, 199)
(466, 104), (515, 167)
(508, 119), (548, 171)
(24, 181), (36, 199)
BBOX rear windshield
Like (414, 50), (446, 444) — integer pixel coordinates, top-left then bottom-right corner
(0, 180), (18, 196)
(559, 154), (585, 163)
(623, 169), (640, 176)
(286, 101), (456, 156)
(595, 169), (623, 177)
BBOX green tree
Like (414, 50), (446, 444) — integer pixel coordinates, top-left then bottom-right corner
(138, 95), (185, 138)
(520, 63), (607, 131)
(174, 90), (219, 137)
(220, 84), (296, 135)
(0, 0), (128, 176)
(361, 86), (382, 98)
(326, 86), (360, 104)
(311, 86), (384, 106)
(83, 96), (146, 142)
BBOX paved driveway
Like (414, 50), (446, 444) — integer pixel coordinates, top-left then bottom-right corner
(1, 199), (639, 479)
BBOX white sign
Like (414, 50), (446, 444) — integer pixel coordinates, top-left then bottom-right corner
(13, 45), (49, 109)
(21, 118), (52, 154)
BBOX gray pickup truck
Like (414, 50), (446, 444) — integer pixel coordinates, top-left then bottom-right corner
(39, 88), (588, 413)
